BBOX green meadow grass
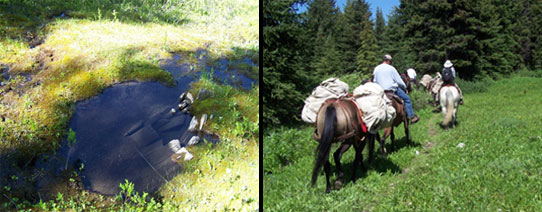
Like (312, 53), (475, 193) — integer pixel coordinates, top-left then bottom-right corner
(264, 76), (542, 211)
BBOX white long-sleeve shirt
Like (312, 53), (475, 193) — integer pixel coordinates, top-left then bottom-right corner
(373, 63), (406, 92)
(407, 68), (416, 79)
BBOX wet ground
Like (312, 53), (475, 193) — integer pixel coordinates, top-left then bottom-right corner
(33, 50), (258, 196)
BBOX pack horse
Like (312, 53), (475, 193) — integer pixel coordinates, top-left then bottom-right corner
(311, 98), (372, 193)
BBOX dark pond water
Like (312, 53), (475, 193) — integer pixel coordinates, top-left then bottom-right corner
(36, 50), (258, 196)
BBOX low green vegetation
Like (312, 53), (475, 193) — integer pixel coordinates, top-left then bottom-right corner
(158, 76), (259, 211)
(3, 180), (175, 211)
(0, 0), (258, 210)
(264, 76), (542, 211)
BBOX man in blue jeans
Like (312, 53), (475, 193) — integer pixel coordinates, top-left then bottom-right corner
(373, 54), (420, 123)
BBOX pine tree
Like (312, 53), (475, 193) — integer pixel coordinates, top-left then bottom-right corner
(515, 0), (533, 69)
(380, 7), (416, 73)
(312, 32), (343, 76)
(306, 0), (339, 38)
(306, 0), (342, 75)
(263, 0), (316, 127)
(336, 0), (378, 74)
(529, 0), (542, 69)
(356, 22), (379, 75)
(375, 7), (386, 54)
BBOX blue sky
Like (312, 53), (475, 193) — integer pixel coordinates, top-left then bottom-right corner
(296, 0), (400, 22)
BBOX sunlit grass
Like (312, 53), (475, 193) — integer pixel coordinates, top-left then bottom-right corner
(0, 3), (258, 150)
(158, 77), (259, 211)
(0, 38), (37, 71)
(264, 77), (542, 211)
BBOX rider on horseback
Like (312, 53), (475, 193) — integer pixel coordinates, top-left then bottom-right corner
(373, 54), (420, 124)
(406, 67), (419, 90)
(439, 60), (464, 105)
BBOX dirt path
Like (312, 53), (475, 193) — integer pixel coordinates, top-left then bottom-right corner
(424, 112), (440, 150)
(365, 111), (441, 210)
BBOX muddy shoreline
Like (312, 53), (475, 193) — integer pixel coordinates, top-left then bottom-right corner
(0, 50), (258, 203)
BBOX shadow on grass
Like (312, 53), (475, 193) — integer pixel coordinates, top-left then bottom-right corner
(0, 0), (193, 46)
(328, 145), (402, 190)
(322, 131), (422, 191)
(437, 120), (460, 130)
(383, 136), (422, 155)
(329, 156), (401, 190)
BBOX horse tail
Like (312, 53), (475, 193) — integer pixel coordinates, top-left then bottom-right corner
(311, 105), (336, 186)
(442, 89), (454, 126)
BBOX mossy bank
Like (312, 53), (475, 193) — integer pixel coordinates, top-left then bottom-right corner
(0, 0), (258, 210)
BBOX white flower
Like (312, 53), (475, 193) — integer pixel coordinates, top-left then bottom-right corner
(457, 143), (465, 148)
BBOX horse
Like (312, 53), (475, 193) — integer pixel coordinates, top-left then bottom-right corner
(373, 91), (411, 157)
(311, 97), (373, 193)
(429, 73), (443, 107)
(400, 73), (412, 93)
(357, 77), (411, 157)
(439, 85), (460, 129)
(419, 74), (433, 91)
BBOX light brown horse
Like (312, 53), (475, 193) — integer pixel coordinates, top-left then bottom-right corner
(311, 97), (374, 193)
(373, 91), (411, 157)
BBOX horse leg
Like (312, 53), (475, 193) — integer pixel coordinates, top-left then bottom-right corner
(351, 141), (364, 183)
(404, 117), (411, 145)
(388, 128), (395, 154)
(369, 133), (377, 163)
(453, 106), (458, 127)
(333, 142), (351, 190)
(380, 129), (389, 157)
(324, 160), (331, 193)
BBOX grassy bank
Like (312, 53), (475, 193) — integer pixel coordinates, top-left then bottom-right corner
(159, 76), (259, 211)
(264, 76), (542, 211)
(0, 0), (258, 210)
(1, 0), (258, 152)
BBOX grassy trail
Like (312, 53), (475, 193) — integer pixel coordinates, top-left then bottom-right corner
(264, 77), (542, 211)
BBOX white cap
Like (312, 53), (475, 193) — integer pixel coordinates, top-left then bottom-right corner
(383, 54), (392, 61)
(444, 60), (453, 68)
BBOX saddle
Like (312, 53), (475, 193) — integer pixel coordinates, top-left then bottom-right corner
(384, 90), (404, 105)
(438, 83), (461, 95)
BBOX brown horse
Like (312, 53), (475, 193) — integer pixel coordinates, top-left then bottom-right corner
(311, 97), (373, 193)
(400, 73), (412, 93)
(373, 91), (411, 156)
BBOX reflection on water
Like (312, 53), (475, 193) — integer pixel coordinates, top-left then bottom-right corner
(39, 51), (258, 195)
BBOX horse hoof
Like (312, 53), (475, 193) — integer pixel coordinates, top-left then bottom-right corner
(325, 188), (331, 193)
(381, 149), (387, 157)
(334, 180), (343, 190)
